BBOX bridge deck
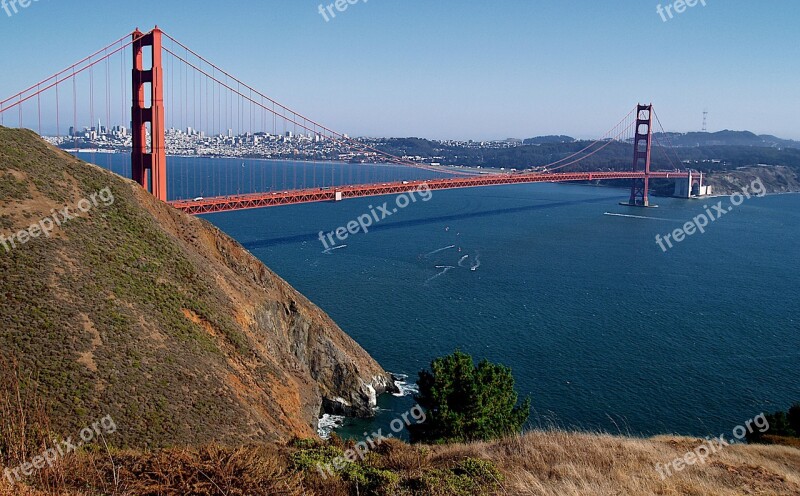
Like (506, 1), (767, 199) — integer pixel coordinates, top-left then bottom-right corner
(168, 170), (690, 215)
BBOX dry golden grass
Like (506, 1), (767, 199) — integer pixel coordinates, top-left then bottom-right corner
(1, 431), (798, 495)
(440, 430), (800, 496)
(1, 445), (304, 496)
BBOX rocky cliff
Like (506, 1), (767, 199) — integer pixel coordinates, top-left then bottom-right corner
(704, 165), (800, 195)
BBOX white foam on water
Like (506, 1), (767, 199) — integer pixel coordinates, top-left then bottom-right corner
(391, 374), (420, 397)
(603, 212), (673, 221)
(458, 255), (470, 267)
(317, 413), (346, 439)
(470, 253), (481, 271)
(322, 245), (348, 255)
(425, 265), (454, 284)
(425, 245), (456, 257)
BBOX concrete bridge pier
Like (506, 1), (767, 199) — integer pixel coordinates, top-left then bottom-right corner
(673, 171), (712, 198)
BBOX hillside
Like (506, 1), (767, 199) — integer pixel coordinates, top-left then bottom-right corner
(2, 431), (799, 495)
(654, 130), (800, 149)
(376, 137), (800, 173)
(0, 127), (395, 448)
(646, 165), (800, 197)
(704, 165), (800, 196)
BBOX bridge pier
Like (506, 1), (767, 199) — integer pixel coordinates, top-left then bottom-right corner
(673, 171), (712, 198)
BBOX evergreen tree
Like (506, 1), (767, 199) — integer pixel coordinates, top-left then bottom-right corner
(410, 350), (530, 443)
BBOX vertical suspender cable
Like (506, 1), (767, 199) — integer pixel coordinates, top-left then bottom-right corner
(37, 84), (41, 135)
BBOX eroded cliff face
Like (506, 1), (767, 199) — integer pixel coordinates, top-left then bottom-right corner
(209, 225), (396, 419)
(0, 127), (395, 448)
(705, 165), (800, 195)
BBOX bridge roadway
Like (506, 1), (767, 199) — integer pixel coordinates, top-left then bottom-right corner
(168, 170), (691, 215)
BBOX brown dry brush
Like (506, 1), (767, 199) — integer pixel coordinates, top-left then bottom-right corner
(0, 353), (347, 496)
(0, 357), (108, 495)
(36, 445), (303, 496)
(0, 357), (53, 470)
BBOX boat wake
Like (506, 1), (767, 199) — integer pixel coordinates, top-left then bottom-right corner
(322, 245), (348, 255)
(458, 254), (470, 267)
(603, 212), (673, 221)
(470, 253), (481, 271)
(425, 265), (455, 284)
(425, 245), (456, 257)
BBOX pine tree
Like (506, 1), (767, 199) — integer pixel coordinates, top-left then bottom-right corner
(410, 350), (530, 443)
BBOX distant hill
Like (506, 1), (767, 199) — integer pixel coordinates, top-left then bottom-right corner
(0, 128), (395, 449)
(654, 130), (800, 149)
(377, 138), (800, 173)
(704, 165), (800, 195)
(523, 135), (575, 145)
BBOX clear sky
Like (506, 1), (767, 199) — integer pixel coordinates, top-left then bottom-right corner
(1, 0), (798, 140)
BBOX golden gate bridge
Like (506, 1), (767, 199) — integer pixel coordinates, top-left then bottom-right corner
(0, 27), (702, 214)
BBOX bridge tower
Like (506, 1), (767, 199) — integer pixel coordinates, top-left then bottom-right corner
(131, 27), (167, 202)
(623, 104), (654, 207)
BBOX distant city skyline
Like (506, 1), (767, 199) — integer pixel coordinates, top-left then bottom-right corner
(2, 0), (799, 140)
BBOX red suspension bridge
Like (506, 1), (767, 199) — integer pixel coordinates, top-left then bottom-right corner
(0, 27), (701, 214)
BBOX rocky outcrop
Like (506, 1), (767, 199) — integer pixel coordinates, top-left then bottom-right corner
(209, 226), (398, 419)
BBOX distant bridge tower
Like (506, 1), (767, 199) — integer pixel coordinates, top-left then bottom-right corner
(131, 27), (167, 202)
(623, 104), (653, 207)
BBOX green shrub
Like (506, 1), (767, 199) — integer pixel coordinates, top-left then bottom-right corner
(413, 460), (501, 496)
(410, 350), (530, 443)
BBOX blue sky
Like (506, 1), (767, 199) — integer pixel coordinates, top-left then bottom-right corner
(1, 0), (798, 140)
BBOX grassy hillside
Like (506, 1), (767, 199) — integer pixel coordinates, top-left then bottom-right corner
(0, 127), (394, 449)
(1, 431), (799, 495)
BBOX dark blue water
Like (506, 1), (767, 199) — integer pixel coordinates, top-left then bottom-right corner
(82, 154), (800, 439)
